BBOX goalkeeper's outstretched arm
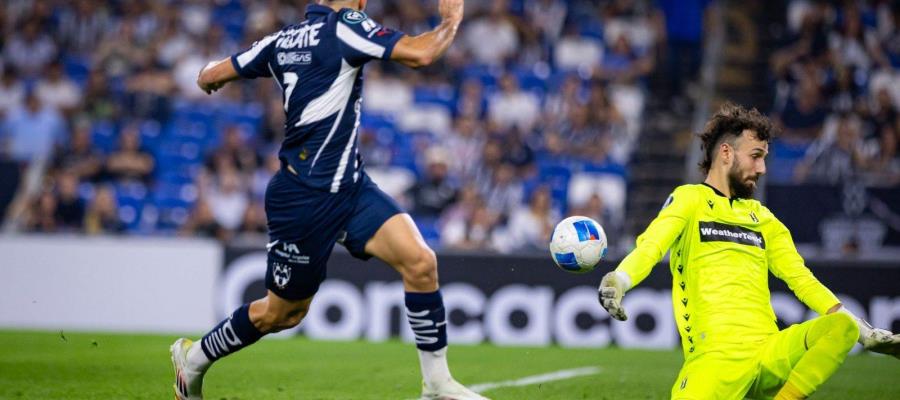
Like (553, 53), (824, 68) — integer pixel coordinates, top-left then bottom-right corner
(599, 187), (699, 320)
(768, 217), (900, 359)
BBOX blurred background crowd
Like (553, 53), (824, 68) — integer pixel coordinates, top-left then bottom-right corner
(0, 0), (897, 256)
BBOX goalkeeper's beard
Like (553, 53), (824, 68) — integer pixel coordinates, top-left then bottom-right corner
(728, 158), (758, 199)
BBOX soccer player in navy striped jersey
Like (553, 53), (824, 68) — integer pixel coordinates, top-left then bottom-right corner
(169, 1), (487, 399)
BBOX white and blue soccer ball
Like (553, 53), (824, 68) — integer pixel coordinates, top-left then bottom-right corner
(549, 216), (608, 273)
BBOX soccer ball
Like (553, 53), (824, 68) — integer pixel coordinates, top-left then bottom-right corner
(549, 216), (608, 273)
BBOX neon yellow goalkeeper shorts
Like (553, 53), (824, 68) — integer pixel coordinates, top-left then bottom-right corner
(670, 318), (819, 400)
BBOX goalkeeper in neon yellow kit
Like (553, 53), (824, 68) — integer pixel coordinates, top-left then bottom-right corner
(598, 103), (900, 399)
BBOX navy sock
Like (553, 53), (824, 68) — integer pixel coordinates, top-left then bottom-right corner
(200, 304), (264, 362)
(405, 290), (448, 352)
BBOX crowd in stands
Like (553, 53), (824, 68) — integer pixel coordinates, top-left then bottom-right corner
(769, 0), (900, 187)
(0, 0), (675, 253)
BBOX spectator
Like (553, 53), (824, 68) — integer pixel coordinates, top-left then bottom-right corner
(35, 61), (82, 115)
(777, 77), (829, 141)
(205, 125), (259, 174)
(502, 186), (559, 252)
(481, 162), (524, 217)
(595, 33), (654, 85)
(456, 78), (487, 119)
(56, 0), (111, 56)
(26, 189), (59, 233)
(796, 115), (868, 184)
(237, 201), (268, 237)
(526, 0), (567, 42)
(80, 68), (120, 121)
(443, 115), (485, 181)
(553, 25), (603, 72)
(441, 189), (500, 251)
(488, 74), (540, 132)
(106, 124), (155, 183)
(83, 185), (124, 235)
(51, 120), (103, 182)
(544, 74), (585, 128)
(3, 18), (57, 76)
(463, 0), (520, 66)
(1, 89), (66, 163)
(657, 0), (710, 96)
(124, 56), (176, 121)
(54, 171), (85, 231)
(408, 147), (458, 218)
(206, 168), (249, 233)
(180, 198), (226, 240)
(0, 68), (24, 116)
(562, 104), (611, 161)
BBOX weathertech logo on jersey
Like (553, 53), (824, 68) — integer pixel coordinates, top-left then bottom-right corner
(698, 221), (765, 249)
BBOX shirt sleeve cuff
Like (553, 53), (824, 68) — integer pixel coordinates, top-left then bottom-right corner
(230, 55), (250, 79)
(381, 33), (406, 60)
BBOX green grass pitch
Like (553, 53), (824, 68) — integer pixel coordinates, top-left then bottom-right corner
(1, 330), (898, 399)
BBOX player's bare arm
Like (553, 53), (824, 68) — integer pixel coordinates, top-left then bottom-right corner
(390, 0), (463, 68)
(196, 58), (240, 95)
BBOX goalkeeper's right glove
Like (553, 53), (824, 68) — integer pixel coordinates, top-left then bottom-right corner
(598, 271), (632, 321)
(837, 306), (900, 359)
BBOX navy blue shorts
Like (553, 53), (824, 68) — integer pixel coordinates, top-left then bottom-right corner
(263, 169), (402, 300)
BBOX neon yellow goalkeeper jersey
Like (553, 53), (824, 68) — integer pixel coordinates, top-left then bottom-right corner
(616, 183), (839, 359)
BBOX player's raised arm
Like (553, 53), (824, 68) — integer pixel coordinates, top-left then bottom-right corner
(390, 0), (463, 68)
(599, 186), (699, 321)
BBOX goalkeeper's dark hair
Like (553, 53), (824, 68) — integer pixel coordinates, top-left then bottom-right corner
(698, 102), (774, 175)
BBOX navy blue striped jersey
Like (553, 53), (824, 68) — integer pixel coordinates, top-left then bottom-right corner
(230, 4), (405, 192)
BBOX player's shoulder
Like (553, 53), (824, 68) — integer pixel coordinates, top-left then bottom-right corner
(669, 184), (708, 202)
(659, 184), (704, 210)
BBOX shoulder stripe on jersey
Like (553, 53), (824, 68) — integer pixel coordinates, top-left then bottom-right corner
(237, 34), (278, 68)
(299, 60), (360, 126)
(331, 98), (363, 192)
(308, 60), (360, 171)
(336, 22), (386, 59)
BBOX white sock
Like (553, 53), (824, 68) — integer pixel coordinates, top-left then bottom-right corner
(418, 347), (452, 386)
(186, 341), (212, 372)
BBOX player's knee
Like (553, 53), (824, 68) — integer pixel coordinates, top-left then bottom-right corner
(827, 312), (859, 348)
(400, 246), (438, 290)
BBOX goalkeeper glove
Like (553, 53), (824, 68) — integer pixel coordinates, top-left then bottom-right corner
(598, 271), (631, 321)
(837, 306), (900, 359)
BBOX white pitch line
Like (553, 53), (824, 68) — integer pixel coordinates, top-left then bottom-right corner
(468, 366), (602, 393)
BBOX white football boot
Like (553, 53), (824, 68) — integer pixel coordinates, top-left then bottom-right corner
(420, 378), (490, 400)
(170, 338), (206, 400)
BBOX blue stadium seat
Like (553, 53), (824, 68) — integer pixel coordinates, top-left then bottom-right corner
(413, 86), (456, 112)
(768, 139), (809, 184)
(62, 55), (91, 87)
(414, 216), (441, 249)
(91, 121), (118, 154)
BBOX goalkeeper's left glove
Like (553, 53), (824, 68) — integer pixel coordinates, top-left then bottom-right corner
(837, 306), (900, 359)
(598, 271), (631, 321)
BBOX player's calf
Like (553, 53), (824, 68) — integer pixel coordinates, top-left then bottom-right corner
(250, 293), (311, 333)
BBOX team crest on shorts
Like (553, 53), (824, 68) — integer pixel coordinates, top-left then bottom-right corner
(273, 262), (292, 289)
